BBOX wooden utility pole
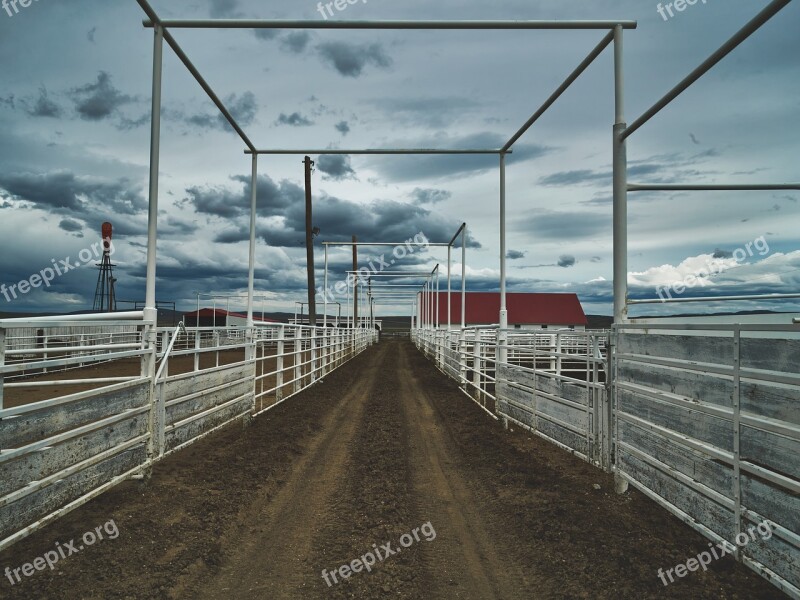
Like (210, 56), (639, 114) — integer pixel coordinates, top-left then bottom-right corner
(304, 156), (316, 326)
(352, 235), (358, 328)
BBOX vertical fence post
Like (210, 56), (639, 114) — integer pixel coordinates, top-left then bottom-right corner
(143, 22), (164, 468)
(194, 329), (200, 372)
(276, 325), (284, 402)
(311, 328), (317, 384)
(611, 326), (628, 493)
(294, 328), (302, 394)
(473, 338), (482, 404)
(556, 332), (562, 377)
(732, 326), (742, 559)
(321, 327), (328, 377)
(42, 334), (48, 374)
(0, 327), (5, 409)
(458, 330), (467, 392)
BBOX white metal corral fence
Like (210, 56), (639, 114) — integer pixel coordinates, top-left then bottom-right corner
(413, 323), (800, 598)
(0, 313), (377, 552)
(414, 327), (610, 465)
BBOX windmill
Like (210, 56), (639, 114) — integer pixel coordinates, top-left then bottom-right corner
(92, 222), (117, 312)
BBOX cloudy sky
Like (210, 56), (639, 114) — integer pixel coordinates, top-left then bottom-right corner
(0, 0), (798, 318)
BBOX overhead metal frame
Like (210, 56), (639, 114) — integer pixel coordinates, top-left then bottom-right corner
(135, 0), (637, 351)
(136, 0), (795, 350)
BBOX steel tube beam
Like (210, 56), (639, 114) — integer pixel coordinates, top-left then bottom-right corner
(144, 22), (163, 323)
(628, 183), (800, 192)
(629, 293), (800, 305)
(323, 245), (329, 328)
(461, 225), (466, 329)
(0, 311), (145, 325)
(448, 222), (467, 246)
(612, 24), (628, 324)
(503, 30), (614, 152)
(447, 245), (452, 330)
(144, 19), (638, 30)
(498, 153), (508, 363)
(621, 0), (790, 141)
(246, 154), (257, 327)
(323, 242), (451, 247)
(247, 149), (507, 155)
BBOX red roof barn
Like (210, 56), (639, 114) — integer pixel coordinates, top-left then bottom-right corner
(430, 292), (588, 329)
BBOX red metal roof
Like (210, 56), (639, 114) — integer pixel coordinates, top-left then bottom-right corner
(433, 292), (587, 326)
(183, 308), (279, 323)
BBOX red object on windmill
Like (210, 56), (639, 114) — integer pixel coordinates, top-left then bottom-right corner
(93, 222), (117, 312)
(102, 222), (113, 251)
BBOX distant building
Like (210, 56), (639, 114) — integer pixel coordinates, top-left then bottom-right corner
(429, 292), (588, 331)
(183, 308), (280, 327)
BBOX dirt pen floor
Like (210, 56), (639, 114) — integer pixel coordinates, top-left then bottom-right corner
(0, 340), (784, 599)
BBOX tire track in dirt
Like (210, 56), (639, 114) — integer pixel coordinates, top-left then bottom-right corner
(309, 340), (425, 599)
(396, 342), (534, 599)
(188, 343), (390, 599)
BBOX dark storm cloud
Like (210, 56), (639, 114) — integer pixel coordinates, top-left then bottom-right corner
(371, 132), (551, 182)
(183, 174), (303, 219)
(0, 171), (144, 215)
(316, 42), (392, 78)
(26, 87), (62, 118)
(0, 170), (148, 236)
(335, 121), (351, 136)
(281, 31), (312, 54)
(558, 255), (576, 268)
(58, 218), (84, 233)
(275, 112), (314, 127)
(514, 211), (612, 241)
(70, 72), (133, 121)
(506, 250), (526, 260)
(193, 171), (481, 249)
(410, 188), (451, 205)
(317, 155), (356, 181)
(369, 97), (481, 128)
(713, 248), (734, 259)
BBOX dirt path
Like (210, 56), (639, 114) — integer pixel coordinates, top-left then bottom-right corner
(191, 343), (387, 599)
(0, 340), (784, 599)
(397, 347), (532, 598)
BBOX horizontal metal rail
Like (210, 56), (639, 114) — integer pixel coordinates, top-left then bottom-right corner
(144, 19), (638, 30)
(629, 293), (800, 305)
(246, 148), (508, 155)
(628, 183), (800, 192)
